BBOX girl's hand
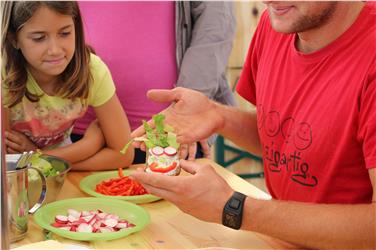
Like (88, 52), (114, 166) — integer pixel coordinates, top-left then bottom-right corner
(5, 130), (38, 153)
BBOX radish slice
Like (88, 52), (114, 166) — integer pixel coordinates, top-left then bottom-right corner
(104, 218), (118, 228)
(67, 209), (81, 219)
(115, 222), (129, 229)
(93, 221), (102, 229)
(99, 227), (114, 233)
(164, 146), (177, 156)
(82, 215), (95, 223)
(52, 222), (69, 228)
(151, 146), (164, 156)
(55, 215), (68, 224)
(106, 214), (119, 220)
(97, 212), (107, 219)
(81, 211), (91, 217)
(68, 215), (78, 223)
(59, 226), (71, 231)
(77, 223), (93, 233)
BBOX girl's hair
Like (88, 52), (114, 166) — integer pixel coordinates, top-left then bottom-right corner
(1, 1), (92, 108)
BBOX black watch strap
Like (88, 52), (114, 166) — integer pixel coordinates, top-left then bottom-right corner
(222, 191), (246, 230)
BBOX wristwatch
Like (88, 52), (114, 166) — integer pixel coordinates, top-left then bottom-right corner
(222, 191), (246, 230)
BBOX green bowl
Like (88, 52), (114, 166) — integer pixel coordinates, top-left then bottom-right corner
(79, 170), (161, 204)
(33, 197), (150, 241)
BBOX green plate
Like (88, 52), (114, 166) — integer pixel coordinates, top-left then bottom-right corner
(33, 197), (150, 241)
(79, 170), (161, 204)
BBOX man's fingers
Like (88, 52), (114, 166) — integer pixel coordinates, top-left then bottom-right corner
(187, 143), (197, 161)
(179, 159), (199, 175)
(131, 125), (146, 139)
(130, 170), (180, 191)
(147, 89), (180, 103)
(179, 144), (188, 159)
(200, 140), (211, 158)
(140, 183), (175, 202)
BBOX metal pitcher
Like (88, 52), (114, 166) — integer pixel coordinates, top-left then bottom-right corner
(6, 160), (46, 242)
(1, 155), (10, 249)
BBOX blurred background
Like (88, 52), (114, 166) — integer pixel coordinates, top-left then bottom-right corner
(215, 2), (267, 193)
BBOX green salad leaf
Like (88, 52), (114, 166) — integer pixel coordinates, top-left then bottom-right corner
(28, 152), (59, 181)
(120, 114), (180, 155)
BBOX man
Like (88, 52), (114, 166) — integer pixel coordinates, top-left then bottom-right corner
(131, 1), (376, 249)
(72, 2), (236, 162)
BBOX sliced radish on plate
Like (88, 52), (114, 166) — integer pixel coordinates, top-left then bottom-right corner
(51, 209), (134, 233)
(81, 211), (91, 217)
(77, 223), (93, 233)
(115, 222), (129, 229)
(99, 227), (114, 233)
(97, 212), (107, 219)
(104, 218), (118, 228)
(55, 215), (68, 224)
(82, 215), (95, 223)
(52, 222), (69, 228)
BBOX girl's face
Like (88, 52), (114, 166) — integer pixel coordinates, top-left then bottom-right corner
(16, 5), (75, 83)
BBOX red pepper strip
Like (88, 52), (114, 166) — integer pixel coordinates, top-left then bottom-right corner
(118, 168), (124, 177)
(96, 176), (148, 196)
(149, 161), (177, 173)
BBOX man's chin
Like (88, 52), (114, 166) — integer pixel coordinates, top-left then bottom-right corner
(270, 22), (296, 34)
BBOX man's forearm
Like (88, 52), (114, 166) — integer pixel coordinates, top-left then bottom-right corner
(242, 198), (376, 249)
(214, 102), (262, 156)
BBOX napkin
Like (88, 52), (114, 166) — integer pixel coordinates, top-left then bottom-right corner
(13, 240), (69, 250)
(13, 240), (90, 250)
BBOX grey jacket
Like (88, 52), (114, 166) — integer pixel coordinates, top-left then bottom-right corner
(175, 1), (236, 106)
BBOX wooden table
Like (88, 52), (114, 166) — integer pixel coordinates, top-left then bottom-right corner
(11, 159), (297, 249)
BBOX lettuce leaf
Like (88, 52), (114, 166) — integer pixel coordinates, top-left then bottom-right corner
(120, 114), (179, 155)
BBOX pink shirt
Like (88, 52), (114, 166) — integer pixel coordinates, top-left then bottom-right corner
(75, 2), (177, 133)
(237, 3), (376, 204)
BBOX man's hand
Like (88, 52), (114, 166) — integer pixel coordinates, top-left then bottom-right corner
(5, 130), (38, 153)
(131, 87), (224, 148)
(130, 159), (233, 223)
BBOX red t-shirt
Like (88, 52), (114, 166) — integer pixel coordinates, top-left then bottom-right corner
(236, 3), (376, 204)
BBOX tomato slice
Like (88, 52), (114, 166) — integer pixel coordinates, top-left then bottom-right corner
(149, 162), (177, 173)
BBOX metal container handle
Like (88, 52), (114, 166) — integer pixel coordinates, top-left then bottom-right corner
(28, 166), (47, 214)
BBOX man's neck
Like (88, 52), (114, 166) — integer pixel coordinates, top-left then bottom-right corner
(296, 2), (365, 53)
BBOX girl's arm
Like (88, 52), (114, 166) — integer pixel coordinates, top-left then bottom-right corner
(43, 120), (105, 162)
(70, 94), (134, 170)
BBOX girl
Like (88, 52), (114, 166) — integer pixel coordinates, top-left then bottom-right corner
(1, 1), (134, 170)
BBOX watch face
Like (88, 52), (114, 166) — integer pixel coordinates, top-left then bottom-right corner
(224, 212), (238, 228)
